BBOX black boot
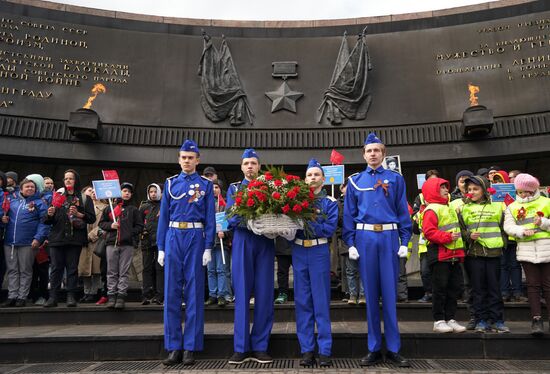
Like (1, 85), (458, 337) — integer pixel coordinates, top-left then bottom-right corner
(163, 350), (182, 366)
(182, 350), (195, 365)
(360, 351), (383, 366)
(319, 354), (332, 367)
(114, 295), (125, 309)
(66, 293), (77, 307)
(299, 352), (315, 366)
(106, 295), (116, 309)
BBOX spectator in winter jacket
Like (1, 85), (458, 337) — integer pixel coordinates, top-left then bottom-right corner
(421, 177), (466, 333)
(450, 170), (474, 202)
(24, 174), (51, 306)
(99, 182), (143, 309)
(1, 178), (49, 307)
(77, 186), (105, 303)
(44, 169), (96, 308)
(5, 171), (19, 196)
(504, 173), (550, 336)
(139, 183), (164, 305)
(43, 177), (54, 204)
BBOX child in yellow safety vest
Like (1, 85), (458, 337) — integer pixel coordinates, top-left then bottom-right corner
(420, 177), (466, 333)
(457, 176), (510, 333)
(503, 173), (550, 336)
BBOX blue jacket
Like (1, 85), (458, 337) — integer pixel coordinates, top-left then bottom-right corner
(3, 191), (49, 246)
(296, 190), (339, 240)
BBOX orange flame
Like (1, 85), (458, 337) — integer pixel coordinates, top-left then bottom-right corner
(468, 83), (480, 106)
(82, 83), (107, 109)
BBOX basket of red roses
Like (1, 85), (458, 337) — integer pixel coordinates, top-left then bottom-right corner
(228, 167), (317, 240)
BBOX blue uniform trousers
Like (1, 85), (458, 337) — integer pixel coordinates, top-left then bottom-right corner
(292, 243), (332, 356)
(232, 228), (275, 353)
(164, 228), (205, 351)
(356, 230), (401, 353)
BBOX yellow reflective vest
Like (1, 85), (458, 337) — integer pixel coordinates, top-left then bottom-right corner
(460, 202), (504, 249)
(508, 197), (550, 242)
(423, 203), (464, 250)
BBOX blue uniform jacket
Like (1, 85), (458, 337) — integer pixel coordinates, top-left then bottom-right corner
(296, 190), (339, 240)
(343, 166), (412, 247)
(225, 179), (248, 230)
(3, 191), (49, 246)
(156, 172), (216, 251)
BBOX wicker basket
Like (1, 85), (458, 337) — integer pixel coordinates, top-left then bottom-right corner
(247, 214), (304, 240)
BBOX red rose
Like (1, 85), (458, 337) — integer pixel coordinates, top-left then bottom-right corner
(464, 193), (473, 199)
(274, 179), (283, 187)
(272, 192), (281, 199)
(246, 198), (255, 207)
(286, 175), (297, 182)
(282, 204), (290, 214)
(260, 185), (268, 191)
(264, 172), (273, 181)
(235, 197), (242, 205)
(292, 186), (300, 194)
(287, 190), (297, 199)
(301, 201), (309, 208)
(309, 189), (315, 199)
(292, 204), (302, 213)
(487, 187), (497, 195)
(257, 193), (267, 202)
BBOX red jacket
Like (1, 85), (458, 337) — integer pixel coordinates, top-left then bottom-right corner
(421, 178), (465, 264)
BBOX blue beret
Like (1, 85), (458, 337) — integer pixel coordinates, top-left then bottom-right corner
(180, 139), (200, 155)
(364, 132), (383, 145)
(242, 148), (259, 160)
(307, 158), (324, 175)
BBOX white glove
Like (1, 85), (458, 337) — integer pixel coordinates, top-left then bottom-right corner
(348, 246), (360, 260)
(157, 251), (165, 267)
(397, 245), (408, 258)
(202, 249), (212, 266)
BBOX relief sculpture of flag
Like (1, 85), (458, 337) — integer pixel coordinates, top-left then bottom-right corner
(198, 33), (254, 126)
(330, 149), (345, 165)
(317, 27), (373, 125)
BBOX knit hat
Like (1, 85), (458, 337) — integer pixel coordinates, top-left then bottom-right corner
(514, 173), (540, 192)
(493, 170), (510, 183)
(25, 174), (45, 194)
(5, 171), (18, 184)
(455, 170), (474, 185)
(464, 176), (491, 201)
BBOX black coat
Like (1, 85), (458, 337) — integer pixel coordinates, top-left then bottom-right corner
(138, 200), (160, 250)
(99, 201), (143, 247)
(45, 194), (96, 247)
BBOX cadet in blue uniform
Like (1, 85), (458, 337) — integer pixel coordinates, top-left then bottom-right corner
(226, 149), (275, 365)
(343, 133), (412, 368)
(292, 159), (338, 367)
(156, 140), (216, 366)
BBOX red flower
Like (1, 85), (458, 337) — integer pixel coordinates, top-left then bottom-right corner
(52, 192), (66, 208)
(464, 193), (473, 199)
(487, 187), (497, 195)
(274, 179), (283, 187)
(536, 211), (544, 218)
(282, 204), (290, 214)
(292, 204), (303, 213)
(309, 188), (315, 199)
(66, 185), (74, 193)
(272, 192), (281, 199)
(301, 200), (309, 208)
(235, 197), (243, 205)
(286, 175), (298, 182)
(264, 172), (273, 181)
(260, 185), (268, 191)
(292, 186), (300, 194)
(246, 198), (255, 207)
(286, 190), (297, 199)
(257, 193), (267, 202)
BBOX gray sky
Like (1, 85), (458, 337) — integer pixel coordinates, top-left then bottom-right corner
(48, 0), (498, 20)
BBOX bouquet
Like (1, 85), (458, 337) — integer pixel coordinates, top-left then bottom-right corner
(228, 166), (317, 240)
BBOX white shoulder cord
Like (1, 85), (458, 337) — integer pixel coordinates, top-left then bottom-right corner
(348, 176), (375, 192)
(167, 177), (186, 200)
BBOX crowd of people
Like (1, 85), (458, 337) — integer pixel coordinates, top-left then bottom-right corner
(1, 138), (550, 368)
